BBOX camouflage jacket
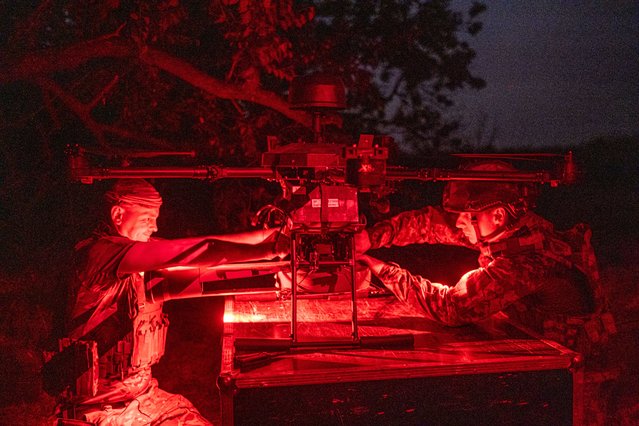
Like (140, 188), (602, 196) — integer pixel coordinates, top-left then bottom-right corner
(367, 206), (614, 353)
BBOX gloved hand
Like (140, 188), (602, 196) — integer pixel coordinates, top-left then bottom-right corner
(354, 229), (371, 253)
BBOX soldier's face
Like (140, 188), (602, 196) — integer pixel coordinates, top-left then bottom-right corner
(112, 204), (160, 242)
(455, 211), (499, 244)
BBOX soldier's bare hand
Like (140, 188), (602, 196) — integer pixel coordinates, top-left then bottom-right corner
(354, 230), (371, 253)
(358, 254), (385, 276)
(268, 231), (290, 259)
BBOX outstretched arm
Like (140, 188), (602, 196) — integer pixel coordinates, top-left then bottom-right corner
(118, 228), (288, 274)
(359, 253), (546, 326)
(363, 206), (472, 251)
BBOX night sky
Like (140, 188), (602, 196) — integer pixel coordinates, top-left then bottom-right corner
(451, 0), (639, 149)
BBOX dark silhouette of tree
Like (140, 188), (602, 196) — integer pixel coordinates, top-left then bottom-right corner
(1, 0), (485, 160)
(310, 1), (486, 153)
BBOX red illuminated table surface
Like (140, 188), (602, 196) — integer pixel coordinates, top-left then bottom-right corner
(219, 294), (582, 425)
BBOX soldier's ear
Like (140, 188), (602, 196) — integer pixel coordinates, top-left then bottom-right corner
(111, 205), (125, 226)
(492, 207), (508, 227)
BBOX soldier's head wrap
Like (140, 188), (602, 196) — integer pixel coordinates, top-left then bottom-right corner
(442, 160), (534, 218)
(104, 179), (163, 209)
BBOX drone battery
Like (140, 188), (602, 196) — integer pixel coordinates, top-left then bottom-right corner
(291, 184), (359, 227)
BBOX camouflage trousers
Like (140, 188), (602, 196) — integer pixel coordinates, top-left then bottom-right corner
(68, 373), (211, 425)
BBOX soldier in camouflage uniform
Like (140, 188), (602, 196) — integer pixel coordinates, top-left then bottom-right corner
(357, 161), (614, 359)
(52, 179), (287, 425)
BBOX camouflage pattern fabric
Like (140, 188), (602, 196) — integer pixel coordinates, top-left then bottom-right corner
(367, 206), (614, 354)
(367, 205), (473, 250)
(71, 366), (150, 404)
(77, 374), (211, 425)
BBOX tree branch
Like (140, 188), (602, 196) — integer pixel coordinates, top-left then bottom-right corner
(35, 77), (172, 149)
(101, 123), (173, 149)
(1, 38), (313, 128)
(87, 74), (120, 110)
(1, 39), (134, 82)
(35, 77), (108, 147)
(139, 48), (312, 127)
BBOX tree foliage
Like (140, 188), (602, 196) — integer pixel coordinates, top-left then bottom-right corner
(0, 1), (486, 277)
(1, 0), (485, 160)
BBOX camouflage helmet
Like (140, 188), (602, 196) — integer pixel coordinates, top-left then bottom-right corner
(442, 160), (534, 218)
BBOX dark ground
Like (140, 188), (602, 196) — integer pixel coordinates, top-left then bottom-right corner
(0, 138), (638, 424)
